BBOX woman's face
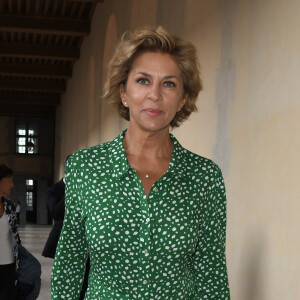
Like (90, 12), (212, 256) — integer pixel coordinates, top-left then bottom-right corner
(0, 176), (14, 197)
(120, 51), (186, 133)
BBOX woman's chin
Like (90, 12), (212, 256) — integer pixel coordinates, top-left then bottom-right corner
(137, 121), (170, 133)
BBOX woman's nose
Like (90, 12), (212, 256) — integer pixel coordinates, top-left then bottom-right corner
(147, 83), (161, 101)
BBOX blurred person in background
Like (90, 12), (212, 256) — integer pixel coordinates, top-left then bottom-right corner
(42, 155), (71, 259)
(16, 201), (21, 224)
(0, 164), (21, 300)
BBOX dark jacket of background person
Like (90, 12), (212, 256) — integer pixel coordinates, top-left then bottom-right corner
(42, 178), (65, 258)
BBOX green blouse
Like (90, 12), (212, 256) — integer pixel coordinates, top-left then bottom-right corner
(51, 130), (230, 299)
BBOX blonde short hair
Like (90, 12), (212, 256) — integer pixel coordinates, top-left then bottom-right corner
(103, 26), (202, 128)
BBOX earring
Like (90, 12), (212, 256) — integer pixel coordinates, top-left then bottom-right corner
(124, 101), (127, 106)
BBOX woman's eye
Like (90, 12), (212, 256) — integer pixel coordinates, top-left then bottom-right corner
(164, 81), (176, 87)
(137, 78), (149, 85)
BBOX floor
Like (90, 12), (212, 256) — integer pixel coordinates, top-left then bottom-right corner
(19, 225), (52, 300)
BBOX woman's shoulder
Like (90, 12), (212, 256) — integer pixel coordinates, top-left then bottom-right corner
(171, 134), (222, 178)
(66, 139), (115, 171)
(180, 147), (223, 179)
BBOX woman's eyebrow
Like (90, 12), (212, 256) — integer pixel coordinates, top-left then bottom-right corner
(136, 72), (179, 80)
(164, 75), (179, 80)
(136, 71), (151, 77)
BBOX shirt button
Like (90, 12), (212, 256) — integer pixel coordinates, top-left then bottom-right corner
(143, 249), (148, 254)
(153, 187), (158, 192)
(143, 280), (147, 284)
(146, 217), (150, 223)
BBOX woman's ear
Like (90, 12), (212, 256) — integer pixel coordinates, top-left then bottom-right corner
(177, 95), (187, 112)
(120, 83), (125, 99)
(120, 84), (128, 107)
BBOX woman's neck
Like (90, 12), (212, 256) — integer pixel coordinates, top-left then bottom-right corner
(123, 127), (173, 159)
(123, 127), (174, 197)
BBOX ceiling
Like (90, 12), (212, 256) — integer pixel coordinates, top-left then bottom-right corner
(0, 0), (101, 118)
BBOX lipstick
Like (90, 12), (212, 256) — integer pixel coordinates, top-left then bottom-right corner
(144, 108), (162, 116)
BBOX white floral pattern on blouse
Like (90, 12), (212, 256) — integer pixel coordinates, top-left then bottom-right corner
(51, 130), (230, 299)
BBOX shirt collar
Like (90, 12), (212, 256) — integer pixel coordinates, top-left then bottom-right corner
(109, 129), (188, 180)
(167, 133), (189, 179)
(109, 130), (131, 179)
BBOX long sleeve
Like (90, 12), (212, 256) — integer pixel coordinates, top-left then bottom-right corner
(51, 160), (88, 299)
(192, 165), (230, 299)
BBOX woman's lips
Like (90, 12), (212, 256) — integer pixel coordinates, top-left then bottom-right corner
(144, 108), (163, 116)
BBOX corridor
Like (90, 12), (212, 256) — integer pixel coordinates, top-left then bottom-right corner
(19, 225), (52, 300)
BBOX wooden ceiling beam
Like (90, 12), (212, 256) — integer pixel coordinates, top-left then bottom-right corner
(63, 0), (103, 2)
(0, 15), (90, 36)
(0, 42), (79, 60)
(0, 63), (72, 79)
(0, 79), (65, 93)
(0, 94), (60, 106)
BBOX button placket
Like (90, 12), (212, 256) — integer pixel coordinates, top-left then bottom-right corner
(137, 178), (161, 297)
(138, 185), (151, 295)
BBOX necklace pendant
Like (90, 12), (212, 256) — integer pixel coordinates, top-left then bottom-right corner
(145, 174), (149, 179)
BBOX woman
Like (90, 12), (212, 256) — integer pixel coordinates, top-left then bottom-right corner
(0, 164), (21, 300)
(51, 26), (230, 299)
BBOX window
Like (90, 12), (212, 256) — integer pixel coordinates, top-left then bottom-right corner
(26, 179), (35, 211)
(26, 192), (34, 211)
(16, 123), (39, 154)
(26, 179), (34, 186)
